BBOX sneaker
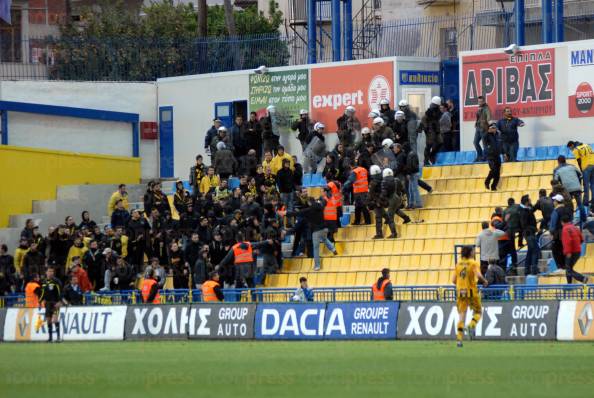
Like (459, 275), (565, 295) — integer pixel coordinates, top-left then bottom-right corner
(403, 218), (411, 224)
(583, 276), (589, 284)
(485, 181), (490, 190)
(456, 341), (463, 348)
(491, 187), (497, 191)
(387, 234), (397, 239)
(372, 235), (383, 239)
(332, 250), (338, 256)
(313, 265), (321, 271)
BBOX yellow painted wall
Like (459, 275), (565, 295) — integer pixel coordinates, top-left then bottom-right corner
(0, 145), (141, 228)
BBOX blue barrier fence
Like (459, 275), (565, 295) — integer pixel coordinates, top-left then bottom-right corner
(2, 284), (592, 307)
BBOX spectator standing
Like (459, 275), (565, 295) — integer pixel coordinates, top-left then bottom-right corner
(276, 159), (295, 214)
(83, 240), (103, 291)
(439, 104), (453, 152)
(193, 245), (212, 289)
(204, 119), (222, 160)
(151, 182), (172, 217)
(0, 245), (16, 294)
(561, 214), (588, 284)
(484, 123), (501, 191)
(270, 146), (294, 175)
(246, 112), (263, 158)
(405, 143), (422, 209)
(238, 149), (259, 177)
(111, 199), (130, 229)
(291, 110), (313, 151)
(491, 207), (517, 274)
(423, 97), (443, 166)
(475, 221), (506, 275)
(107, 184), (128, 216)
(22, 242), (45, 283)
(567, 141), (594, 211)
(200, 167), (220, 195)
(504, 197), (522, 248)
(79, 211), (97, 231)
(372, 268), (393, 301)
(447, 99), (460, 151)
(126, 209), (149, 274)
(213, 142), (237, 180)
(534, 189), (554, 231)
(292, 276), (314, 302)
(549, 194), (574, 271)
(230, 115), (247, 158)
(485, 258), (506, 285)
(497, 107), (524, 162)
(474, 96), (491, 161)
(519, 195), (539, 275)
(20, 219), (35, 242)
(189, 155), (206, 194)
(553, 155), (586, 222)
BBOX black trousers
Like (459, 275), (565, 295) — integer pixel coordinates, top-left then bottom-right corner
(485, 157), (501, 189)
(565, 253), (587, 283)
(354, 193), (371, 224)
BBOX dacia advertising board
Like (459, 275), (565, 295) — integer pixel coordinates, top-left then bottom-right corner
(3, 306), (126, 342)
(397, 301), (558, 340)
(461, 49), (555, 120)
(324, 302), (399, 340)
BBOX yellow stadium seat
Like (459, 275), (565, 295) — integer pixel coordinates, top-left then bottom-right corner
(355, 272), (367, 285)
(395, 271), (407, 286)
(413, 239), (424, 253)
(586, 244), (594, 257)
(584, 257), (594, 273)
(521, 161), (533, 175)
(416, 272), (428, 285)
(426, 271), (439, 285)
(389, 256), (401, 270)
(406, 272), (418, 285)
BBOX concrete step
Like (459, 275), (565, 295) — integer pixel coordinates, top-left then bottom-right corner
(0, 228), (22, 253)
(540, 250), (552, 259)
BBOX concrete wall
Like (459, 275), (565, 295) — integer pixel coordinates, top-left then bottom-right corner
(0, 145), (141, 228)
(459, 38), (594, 151)
(158, 56), (441, 178)
(0, 81), (158, 178)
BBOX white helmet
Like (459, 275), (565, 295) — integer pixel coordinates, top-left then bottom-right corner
(431, 96), (442, 106)
(217, 126), (227, 133)
(361, 127), (371, 135)
(345, 105), (356, 114)
(370, 165), (381, 176)
(299, 109), (308, 115)
(382, 138), (394, 148)
(395, 110), (405, 119)
(373, 117), (384, 126)
(382, 168), (394, 178)
(368, 109), (380, 118)
(314, 122), (325, 131)
(379, 99), (390, 106)
(398, 99), (408, 107)
(266, 105), (276, 113)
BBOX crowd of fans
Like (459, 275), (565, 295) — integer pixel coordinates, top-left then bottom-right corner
(2, 97), (593, 298)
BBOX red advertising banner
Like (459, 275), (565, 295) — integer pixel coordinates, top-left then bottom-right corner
(310, 61), (394, 131)
(461, 49), (555, 121)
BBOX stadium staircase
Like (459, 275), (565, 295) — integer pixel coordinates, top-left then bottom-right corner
(266, 156), (594, 289)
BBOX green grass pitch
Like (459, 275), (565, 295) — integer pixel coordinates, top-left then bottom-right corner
(1, 341), (593, 398)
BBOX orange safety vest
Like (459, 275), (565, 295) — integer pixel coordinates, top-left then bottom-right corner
(202, 280), (221, 302)
(232, 242), (253, 264)
(25, 281), (40, 308)
(352, 167), (369, 193)
(328, 182), (343, 205)
(141, 278), (160, 304)
(491, 215), (509, 241)
(372, 278), (391, 301)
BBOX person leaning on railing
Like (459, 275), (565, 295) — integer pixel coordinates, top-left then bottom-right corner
(202, 271), (224, 302)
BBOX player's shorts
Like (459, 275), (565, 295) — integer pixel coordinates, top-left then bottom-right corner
(44, 302), (60, 319)
(456, 293), (481, 314)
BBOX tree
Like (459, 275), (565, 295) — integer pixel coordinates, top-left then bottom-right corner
(50, 0), (289, 81)
(223, 0), (237, 37)
(197, 0), (207, 37)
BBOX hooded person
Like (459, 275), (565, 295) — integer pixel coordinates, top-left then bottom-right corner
(398, 99), (419, 152)
(213, 141), (238, 180)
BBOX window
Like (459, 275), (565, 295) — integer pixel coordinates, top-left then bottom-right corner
(0, 8), (22, 62)
(440, 27), (457, 59)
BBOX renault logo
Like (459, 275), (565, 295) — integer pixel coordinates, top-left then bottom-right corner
(577, 303), (593, 336)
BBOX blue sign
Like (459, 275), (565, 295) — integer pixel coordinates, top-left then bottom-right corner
(400, 70), (440, 85)
(255, 303), (327, 340)
(324, 302), (399, 340)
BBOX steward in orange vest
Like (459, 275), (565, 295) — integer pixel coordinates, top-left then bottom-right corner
(343, 160), (371, 225)
(201, 271), (224, 302)
(218, 232), (272, 288)
(24, 274), (41, 308)
(141, 267), (160, 304)
(372, 268), (393, 301)
(324, 181), (343, 242)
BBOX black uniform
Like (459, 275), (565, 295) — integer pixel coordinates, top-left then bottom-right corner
(40, 277), (63, 317)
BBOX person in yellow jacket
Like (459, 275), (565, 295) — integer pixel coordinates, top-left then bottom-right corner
(261, 151), (274, 174)
(269, 145), (294, 175)
(199, 166), (220, 194)
(201, 271), (224, 302)
(452, 245), (488, 347)
(14, 238), (29, 275)
(107, 184), (129, 216)
(568, 141), (594, 210)
(65, 236), (88, 270)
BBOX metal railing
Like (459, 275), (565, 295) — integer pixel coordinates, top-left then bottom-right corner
(1, 284), (592, 307)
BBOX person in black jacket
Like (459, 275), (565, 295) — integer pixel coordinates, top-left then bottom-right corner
(292, 156), (303, 188)
(83, 240), (103, 291)
(534, 189), (554, 232)
(110, 199), (130, 229)
(126, 210), (149, 274)
(193, 245), (212, 288)
(519, 194), (539, 275)
(285, 197), (337, 271)
(291, 110), (313, 151)
(189, 155), (206, 194)
(22, 242), (45, 283)
(62, 274), (83, 306)
(276, 159), (295, 213)
(40, 267), (63, 342)
(484, 123), (501, 191)
(246, 112), (263, 158)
